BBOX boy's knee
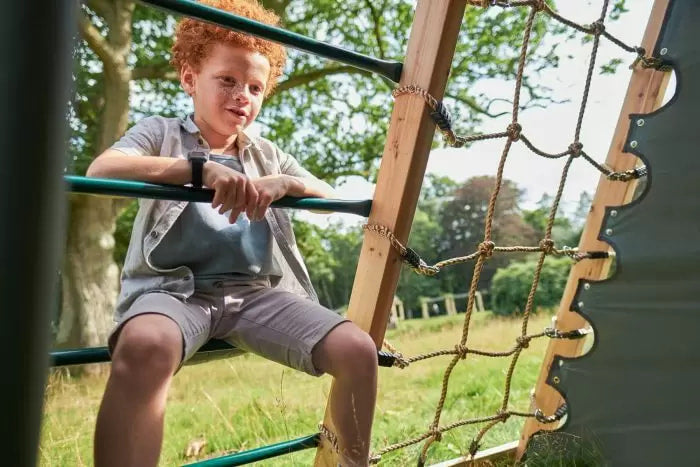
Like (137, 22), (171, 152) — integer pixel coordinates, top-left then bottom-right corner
(323, 324), (377, 377)
(111, 315), (182, 381)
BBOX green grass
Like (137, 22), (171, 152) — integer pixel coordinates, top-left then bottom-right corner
(39, 310), (555, 466)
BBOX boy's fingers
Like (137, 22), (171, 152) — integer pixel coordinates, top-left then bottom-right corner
(212, 187), (226, 210)
(245, 182), (259, 219)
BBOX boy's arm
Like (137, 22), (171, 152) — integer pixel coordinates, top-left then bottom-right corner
(86, 149), (194, 185)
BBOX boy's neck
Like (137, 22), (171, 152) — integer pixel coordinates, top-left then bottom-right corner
(193, 114), (239, 155)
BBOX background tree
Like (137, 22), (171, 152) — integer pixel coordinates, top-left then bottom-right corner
(63, 0), (588, 355)
(436, 175), (539, 292)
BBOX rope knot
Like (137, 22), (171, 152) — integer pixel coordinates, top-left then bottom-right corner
(480, 0), (491, 8)
(539, 238), (555, 254)
(430, 429), (443, 442)
(478, 241), (495, 257)
(590, 20), (605, 35)
(568, 141), (583, 157)
(516, 335), (531, 349)
(533, 0), (547, 12)
(455, 344), (468, 359)
(506, 122), (522, 141)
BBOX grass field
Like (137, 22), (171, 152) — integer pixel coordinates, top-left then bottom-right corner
(39, 310), (556, 466)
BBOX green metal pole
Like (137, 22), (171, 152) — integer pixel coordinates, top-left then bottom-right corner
(0, 2), (76, 465)
(65, 175), (372, 217)
(183, 434), (320, 467)
(141, 0), (402, 82)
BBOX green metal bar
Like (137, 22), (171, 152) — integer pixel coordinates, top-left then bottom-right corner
(50, 339), (239, 367)
(141, 0), (402, 82)
(183, 434), (319, 467)
(65, 175), (372, 217)
(2, 1), (76, 465)
(51, 344), (397, 368)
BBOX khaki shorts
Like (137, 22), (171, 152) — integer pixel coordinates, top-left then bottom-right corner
(108, 278), (347, 376)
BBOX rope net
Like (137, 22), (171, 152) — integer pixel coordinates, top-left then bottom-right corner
(342, 1), (665, 464)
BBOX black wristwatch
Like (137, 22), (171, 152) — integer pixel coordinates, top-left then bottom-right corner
(188, 152), (207, 189)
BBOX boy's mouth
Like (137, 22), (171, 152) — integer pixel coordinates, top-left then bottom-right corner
(226, 108), (248, 120)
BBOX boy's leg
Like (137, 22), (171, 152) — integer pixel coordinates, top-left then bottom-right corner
(214, 283), (377, 466)
(312, 323), (378, 467)
(94, 313), (182, 467)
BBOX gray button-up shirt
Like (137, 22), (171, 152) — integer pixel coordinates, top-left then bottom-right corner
(111, 114), (319, 317)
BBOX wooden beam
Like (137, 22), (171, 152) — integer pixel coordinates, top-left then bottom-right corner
(429, 440), (518, 467)
(516, 0), (672, 458)
(313, 1), (467, 465)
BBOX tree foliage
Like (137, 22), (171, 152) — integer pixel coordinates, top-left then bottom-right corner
(490, 256), (571, 316)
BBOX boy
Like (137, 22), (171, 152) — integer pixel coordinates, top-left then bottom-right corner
(86, 1), (377, 465)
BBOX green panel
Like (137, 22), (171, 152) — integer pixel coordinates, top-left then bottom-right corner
(141, 0), (402, 82)
(65, 175), (372, 217)
(182, 434), (319, 466)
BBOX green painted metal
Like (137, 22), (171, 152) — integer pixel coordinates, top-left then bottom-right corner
(65, 175), (372, 217)
(50, 339), (241, 367)
(183, 434), (319, 466)
(51, 344), (397, 368)
(141, 0), (402, 82)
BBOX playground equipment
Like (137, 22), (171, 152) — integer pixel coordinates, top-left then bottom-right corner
(7, 0), (692, 465)
(419, 292), (484, 319)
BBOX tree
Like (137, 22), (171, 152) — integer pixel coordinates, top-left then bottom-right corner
(63, 0), (577, 355)
(437, 175), (538, 291)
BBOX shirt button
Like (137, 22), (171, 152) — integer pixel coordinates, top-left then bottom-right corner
(197, 137), (204, 144)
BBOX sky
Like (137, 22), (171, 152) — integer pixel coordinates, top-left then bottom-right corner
(294, 0), (673, 228)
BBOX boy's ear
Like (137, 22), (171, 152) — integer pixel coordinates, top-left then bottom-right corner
(180, 64), (196, 97)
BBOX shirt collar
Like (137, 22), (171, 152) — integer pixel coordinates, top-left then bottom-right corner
(180, 113), (256, 151)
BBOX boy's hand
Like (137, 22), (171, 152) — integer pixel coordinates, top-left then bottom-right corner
(203, 162), (258, 223)
(249, 175), (294, 221)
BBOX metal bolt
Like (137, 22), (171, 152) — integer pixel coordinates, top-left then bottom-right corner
(605, 228), (613, 235)
(660, 47), (668, 56)
(558, 359), (564, 367)
(584, 283), (591, 291)
(552, 376), (561, 384)
(610, 210), (618, 217)
(637, 119), (645, 127)
(578, 301), (584, 308)
(630, 141), (638, 149)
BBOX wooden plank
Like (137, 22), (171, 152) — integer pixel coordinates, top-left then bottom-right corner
(516, 0), (672, 458)
(429, 440), (518, 467)
(313, 1), (467, 465)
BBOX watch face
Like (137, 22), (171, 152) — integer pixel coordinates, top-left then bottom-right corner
(189, 151), (208, 161)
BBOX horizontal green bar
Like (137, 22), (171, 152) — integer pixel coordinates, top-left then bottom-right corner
(183, 434), (319, 467)
(65, 175), (372, 217)
(51, 344), (397, 368)
(50, 339), (240, 367)
(141, 0), (402, 82)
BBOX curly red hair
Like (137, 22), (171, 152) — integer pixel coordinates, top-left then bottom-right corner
(171, 0), (287, 96)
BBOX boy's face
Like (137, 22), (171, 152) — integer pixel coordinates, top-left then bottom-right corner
(180, 44), (270, 142)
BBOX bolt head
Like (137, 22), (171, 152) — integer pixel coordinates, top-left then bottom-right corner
(660, 47), (668, 56)
(630, 141), (638, 149)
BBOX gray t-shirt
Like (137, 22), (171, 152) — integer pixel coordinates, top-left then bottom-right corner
(150, 154), (281, 279)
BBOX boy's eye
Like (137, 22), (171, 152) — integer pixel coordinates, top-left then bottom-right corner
(219, 77), (235, 85)
(251, 85), (263, 94)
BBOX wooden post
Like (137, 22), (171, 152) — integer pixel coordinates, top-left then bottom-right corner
(445, 293), (457, 316)
(474, 291), (484, 312)
(394, 296), (406, 321)
(313, 1), (467, 464)
(421, 297), (430, 319)
(517, 0), (672, 458)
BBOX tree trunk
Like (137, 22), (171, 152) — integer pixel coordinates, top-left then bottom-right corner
(57, 0), (134, 375)
(58, 196), (121, 352)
